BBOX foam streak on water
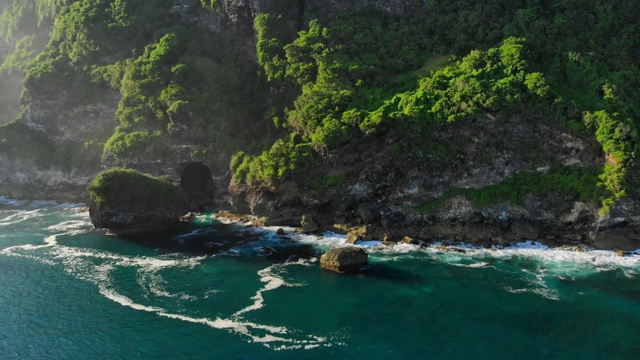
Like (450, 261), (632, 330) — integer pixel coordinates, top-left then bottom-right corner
(287, 230), (640, 303)
(0, 206), (329, 350)
(2, 205), (640, 357)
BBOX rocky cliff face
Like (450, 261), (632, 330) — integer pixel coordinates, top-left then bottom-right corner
(0, 72), (22, 126)
(20, 89), (119, 143)
(0, 87), (120, 202)
(1, 1), (639, 250)
(0, 155), (94, 201)
(205, 0), (428, 29)
(230, 113), (640, 251)
(0, 0), (433, 203)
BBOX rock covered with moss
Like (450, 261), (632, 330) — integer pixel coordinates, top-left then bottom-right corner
(87, 169), (190, 235)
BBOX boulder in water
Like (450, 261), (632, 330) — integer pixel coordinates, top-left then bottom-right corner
(87, 169), (189, 235)
(320, 247), (368, 273)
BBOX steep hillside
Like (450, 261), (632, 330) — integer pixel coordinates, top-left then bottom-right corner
(229, 0), (640, 249)
(0, 0), (638, 248)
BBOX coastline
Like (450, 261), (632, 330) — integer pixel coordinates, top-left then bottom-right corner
(211, 211), (640, 258)
(3, 192), (639, 256)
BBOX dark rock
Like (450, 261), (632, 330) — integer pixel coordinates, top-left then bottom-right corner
(563, 202), (595, 224)
(589, 228), (640, 251)
(264, 216), (302, 227)
(301, 214), (319, 233)
(179, 162), (215, 211)
(598, 217), (628, 229)
(88, 169), (189, 235)
(510, 221), (540, 240)
(469, 212), (484, 224)
(357, 202), (381, 224)
(259, 246), (277, 256)
(276, 228), (285, 235)
(320, 247), (368, 273)
(381, 210), (405, 228)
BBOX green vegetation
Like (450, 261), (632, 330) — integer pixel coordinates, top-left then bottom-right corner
(87, 168), (181, 206)
(415, 166), (603, 213)
(231, 1), (640, 213)
(0, 0), (639, 214)
(314, 173), (346, 193)
(2, 0), (280, 170)
(0, 119), (102, 171)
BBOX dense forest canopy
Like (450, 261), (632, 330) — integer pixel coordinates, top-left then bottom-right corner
(0, 0), (638, 214)
(234, 0), (640, 214)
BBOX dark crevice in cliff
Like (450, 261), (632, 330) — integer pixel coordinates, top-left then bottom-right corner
(297, 0), (305, 31)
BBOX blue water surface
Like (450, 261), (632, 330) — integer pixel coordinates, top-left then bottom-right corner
(1, 199), (639, 359)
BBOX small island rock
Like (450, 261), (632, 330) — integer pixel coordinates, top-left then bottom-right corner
(87, 169), (189, 235)
(320, 247), (368, 273)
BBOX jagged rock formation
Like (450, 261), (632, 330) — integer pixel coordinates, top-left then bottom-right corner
(88, 169), (189, 235)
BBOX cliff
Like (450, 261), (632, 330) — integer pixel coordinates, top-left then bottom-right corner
(0, 0), (639, 249)
(230, 113), (640, 250)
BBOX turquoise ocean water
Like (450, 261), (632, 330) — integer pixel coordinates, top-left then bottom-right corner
(1, 197), (639, 359)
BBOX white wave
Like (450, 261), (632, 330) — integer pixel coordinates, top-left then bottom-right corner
(291, 229), (640, 272)
(59, 249), (325, 348)
(503, 285), (560, 301)
(0, 209), (42, 227)
(100, 285), (165, 312)
(45, 219), (92, 233)
(449, 261), (490, 268)
(234, 260), (310, 318)
(137, 266), (197, 301)
(204, 288), (222, 298)
(2, 212), (330, 350)
(479, 242), (640, 271)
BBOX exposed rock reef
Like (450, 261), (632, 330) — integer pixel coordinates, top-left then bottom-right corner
(320, 247), (368, 273)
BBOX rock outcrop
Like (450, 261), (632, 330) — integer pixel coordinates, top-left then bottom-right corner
(180, 162), (216, 211)
(88, 163), (216, 235)
(320, 247), (368, 273)
(230, 114), (640, 250)
(88, 169), (190, 235)
(301, 214), (319, 233)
